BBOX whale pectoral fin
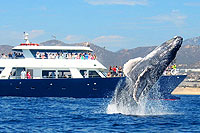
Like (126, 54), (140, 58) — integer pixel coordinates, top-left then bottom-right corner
(123, 57), (143, 76)
(132, 67), (151, 102)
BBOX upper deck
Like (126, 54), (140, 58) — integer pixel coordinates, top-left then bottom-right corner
(4, 32), (93, 59)
(11, 45), (93, 59)
(12, 45), (93, 52)
(0, 32), (107, 79)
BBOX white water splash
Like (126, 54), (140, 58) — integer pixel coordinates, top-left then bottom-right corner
(107, 96), (173, 116)
(106, 80), (174, 116)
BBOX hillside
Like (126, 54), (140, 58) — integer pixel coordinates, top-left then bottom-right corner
(183, 36), (200, 45)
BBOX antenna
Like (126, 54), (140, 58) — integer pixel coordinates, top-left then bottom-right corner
(24, 32), (30, 44)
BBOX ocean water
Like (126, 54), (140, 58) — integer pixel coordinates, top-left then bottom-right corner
(0, 95), (199, 132)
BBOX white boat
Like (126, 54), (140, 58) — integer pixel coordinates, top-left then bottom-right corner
(0, 33), (186, 98)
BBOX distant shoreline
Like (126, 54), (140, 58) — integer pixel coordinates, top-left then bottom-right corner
(172, 87), (200, 95)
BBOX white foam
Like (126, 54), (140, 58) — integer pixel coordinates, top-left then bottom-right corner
(107, 97), (174, 116)
(106, 80), (174, 116)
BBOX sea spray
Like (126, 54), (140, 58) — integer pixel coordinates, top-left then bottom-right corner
(107, 78), (173, 116)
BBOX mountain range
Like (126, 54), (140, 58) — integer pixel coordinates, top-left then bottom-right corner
(0, 36), (200, 69)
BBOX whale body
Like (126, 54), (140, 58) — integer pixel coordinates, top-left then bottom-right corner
(114, 36), (183, 105)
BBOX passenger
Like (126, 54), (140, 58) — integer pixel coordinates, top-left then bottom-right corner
(36, 52), (40, 59)
(65, 53), (68, 59)
(21, 70), (26, 79)
(93, 54), (97, 60)
(64, 74), (68, 78)
(59, 53), (63, 59)
(41, 53), (46, 59)
(109, 66), (112, 75)
(62, 53), (65, 59)
(71, 53), (74, 59)
(8, 53), (12, 59)
(171, 64), (177, 75)
(88, 53), (92, 59)
(76, 53), (80, 59)
(47, 53), (50, 59)
(17, 53), (20, 58)
(85, 53), (89, 60)
(107, 72), (111, 78)
(80, 54), (84, 59)
(116, 66), (118, 76)
(27, 72), (31, 79)
(1, 54), (6, 59)
(90, 54), (94, 60)
(68, 53), (72, 59)
(51, 72), (55, 78)
(118, 66), (123, 77)
(55, 53), (59, 59)
(45, 52), (48, 58)
(109, 66), (112, 72)
(74, 53), (77, 59)
(173, 64), (177, 69)
(84, 71), (87, 78)
(112, 66), (116, 76)
(12, 52), (16, 59)
(167, 66), (171, 75)
(8, 72), (12, 79)
(58, 53), (60, 59)
(19, 53), (24, 58)
(51, 54), (55, 59)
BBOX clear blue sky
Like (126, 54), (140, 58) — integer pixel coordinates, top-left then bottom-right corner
(0, 0), (200, 51)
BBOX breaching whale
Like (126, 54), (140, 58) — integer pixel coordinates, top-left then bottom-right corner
(113, 36), (183, 106)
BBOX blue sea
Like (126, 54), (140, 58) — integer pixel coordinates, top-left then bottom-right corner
(0, 95), (199, 132)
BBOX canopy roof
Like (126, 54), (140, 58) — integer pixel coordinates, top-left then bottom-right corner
(12, 46), (93, 52)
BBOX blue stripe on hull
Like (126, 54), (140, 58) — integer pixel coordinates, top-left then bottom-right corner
(0, 75), (186, 98)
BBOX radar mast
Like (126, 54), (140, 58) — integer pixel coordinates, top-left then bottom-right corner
(24, 32), (30, 44)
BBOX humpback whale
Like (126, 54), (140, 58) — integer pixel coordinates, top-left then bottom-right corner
(113, 36), (183, 107)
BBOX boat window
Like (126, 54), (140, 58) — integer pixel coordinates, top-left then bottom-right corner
(80, 70), (87, 78)
(10, 67), (25, 79)
(58, 70), (71, 78)
(0, 67), (5, 74)
(42, 70), (56, 78)
(89, 70), (101, 78)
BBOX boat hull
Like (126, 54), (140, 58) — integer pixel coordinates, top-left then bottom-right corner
(0, 75), (186, 98)
(149, 75), (187, 99)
